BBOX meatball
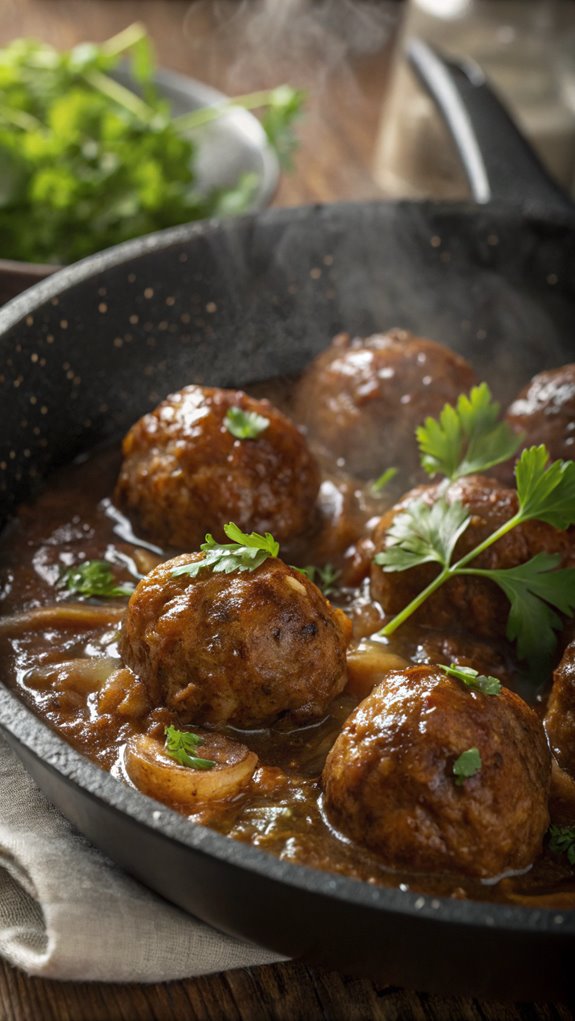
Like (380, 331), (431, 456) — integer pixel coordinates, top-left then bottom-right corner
(293, 329), (477, 479)
(506, 364), (575, 464)
(371, 474), (575, 640)
(545, 640), (575, 777)
(115, 385), (320, 549)
(323, 666), (550, 877)
(410, 627), (514, 688)
(120, 554), (350, 727)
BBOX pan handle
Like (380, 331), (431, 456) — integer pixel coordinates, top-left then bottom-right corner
(407, 38), (574, 217)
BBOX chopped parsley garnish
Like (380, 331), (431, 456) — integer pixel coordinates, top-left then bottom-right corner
(548, 825), (575, 865)
(416, 383), (521, 482)
(377, 416), (575, 664)
(164, 726), (216, 771)
(225, 406), (270, 440)
(452, 747), (482, 785)
(440, 663), (501, 696)
(171, 522), (280, 579)
(296, 563), (341, 596)
(58, 560), (133, 599)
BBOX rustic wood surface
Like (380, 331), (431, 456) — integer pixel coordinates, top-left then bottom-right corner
(0, 2), (571, 1019)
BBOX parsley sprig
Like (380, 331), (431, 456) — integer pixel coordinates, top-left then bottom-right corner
(416, 383), (521, 481)
(225, 406), (270, 440)
(164, 725), (216, 771)
(296, 563), (341, 596)
(376, 386), (575, 663)
(440, 663), (501, 696)
(548, 825), (575, 866)
(171, 522), (279, 579)
(58, 560), (133, 599)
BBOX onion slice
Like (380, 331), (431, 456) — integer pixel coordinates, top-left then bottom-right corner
(125, 731), (258, 806)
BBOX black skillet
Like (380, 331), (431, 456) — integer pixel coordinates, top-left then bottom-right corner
(1, 45), (575, 1000)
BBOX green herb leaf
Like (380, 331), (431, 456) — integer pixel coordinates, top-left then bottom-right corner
(548, 824), (575, 866)
(164, 725), (216, 771)
(452, 747), (482, 785)
(416, 383), (521, 481)
(58, 560), (133, 599)
(0, 31), (303, 263)
(466, 553), (575, 662)
(296, 563), (341, 596)
(515, 445), (575, 529)
(171, 522), (280, 580)
(440, 663), (501, 695)
(224, 406), (270, 440)
(374, 497), (470, 572)
(371, 467), (398, 494)
(261, 85), (305, 169)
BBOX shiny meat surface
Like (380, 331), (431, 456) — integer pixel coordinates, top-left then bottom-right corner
(505, 364), (575, 473)
(371, 474), (575, 639)
(546, 640), (575, 777)
(116, 385), (320, 548)
(293, 329), (477, 480)
(120, 554), (350, 727)
(323, 666), (551, 877)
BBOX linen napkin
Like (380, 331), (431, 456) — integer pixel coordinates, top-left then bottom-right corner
(0, 734), (285, 982)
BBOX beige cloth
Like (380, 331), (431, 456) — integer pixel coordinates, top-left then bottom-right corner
(0, 735), (285, 982)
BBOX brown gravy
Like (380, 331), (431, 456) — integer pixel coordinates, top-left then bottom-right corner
(0, 411), (574, 910)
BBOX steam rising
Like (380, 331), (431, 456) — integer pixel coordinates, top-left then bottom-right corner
(183, 0), (401, 94)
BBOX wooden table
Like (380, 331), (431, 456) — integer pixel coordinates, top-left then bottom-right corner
(0, 2), (572, 1019)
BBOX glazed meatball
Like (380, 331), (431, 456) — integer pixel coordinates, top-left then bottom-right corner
(371, 474), (575, 640)
(410, 627), (514, 688)
(323, 666), (550, 877)
(115, 385), (320, 549)
(293, 329), (477, 479)
(120, 554), (350, 727)
(506, 364), (575, 464)
(545, 640), (575, 777)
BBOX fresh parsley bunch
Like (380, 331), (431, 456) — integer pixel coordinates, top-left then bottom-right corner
(376, 384), (575, 665)
(0, 25), (304, 263)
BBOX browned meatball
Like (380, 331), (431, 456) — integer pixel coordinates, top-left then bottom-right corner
(371, 474), (575, 640)
(410, 627), (514, 688)
(120, 554), (350, 727)
(115, 385), (320, 549)
(506, 364), (575, 464)
(323, 666), (550, 877)
(545, 640), (575, 777)
(293, 329), (477, 479)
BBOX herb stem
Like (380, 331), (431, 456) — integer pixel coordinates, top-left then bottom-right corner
(379, 511), (525, 637)
(100, 22), (148, 58)
(83, 69), (154, 121)
(0, 106), (43, 132)
(449, 512), (524, 572)
(380, 567), (450, 636)
(173, 89), (279, 132)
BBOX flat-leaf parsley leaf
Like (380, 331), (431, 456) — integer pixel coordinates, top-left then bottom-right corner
(58, 560), (133, 599)
(224, 406), (270, 440)
(164, 725), (216, 770)
(548, 824), (575, 865)
(453, 747), (482, 785)
(171, 522), (280, 579)
(416, 382), (521, 481)
(440, 663), (501, 695)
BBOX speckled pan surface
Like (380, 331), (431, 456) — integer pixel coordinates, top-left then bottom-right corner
(1, 201), (575, 999)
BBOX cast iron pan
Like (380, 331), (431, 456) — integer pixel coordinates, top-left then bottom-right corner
(1, 46), (575, 999)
